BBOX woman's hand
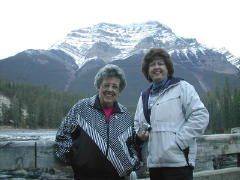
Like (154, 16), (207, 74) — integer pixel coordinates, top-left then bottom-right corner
(137, 130), (149, 141)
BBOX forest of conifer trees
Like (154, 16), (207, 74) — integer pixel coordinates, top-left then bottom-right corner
(0, 79), (239, 133)
(0, 80), (85, 128)
(202, 79), (240, 133)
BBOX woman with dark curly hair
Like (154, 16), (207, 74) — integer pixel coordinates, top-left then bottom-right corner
(134, 48), (209, 180)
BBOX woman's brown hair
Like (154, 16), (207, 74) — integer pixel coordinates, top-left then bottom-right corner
(142, 48), (174, 82)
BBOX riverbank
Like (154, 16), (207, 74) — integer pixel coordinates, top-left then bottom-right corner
(0, 128), (56, 141)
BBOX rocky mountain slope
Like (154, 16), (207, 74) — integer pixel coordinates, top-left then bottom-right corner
(0, 21), (239, 105)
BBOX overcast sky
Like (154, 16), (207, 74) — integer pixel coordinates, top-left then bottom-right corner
(0, 0), (239, 59)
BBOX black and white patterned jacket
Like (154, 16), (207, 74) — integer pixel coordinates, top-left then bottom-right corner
(55, 95), (139, 177)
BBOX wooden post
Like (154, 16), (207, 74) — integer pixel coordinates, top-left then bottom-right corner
(237, 153), (240, 167)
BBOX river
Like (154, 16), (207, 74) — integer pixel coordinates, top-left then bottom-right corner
(0, 128), (56, 141)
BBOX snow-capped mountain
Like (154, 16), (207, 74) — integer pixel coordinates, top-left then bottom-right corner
(50, 21), (239, 71)
(0, 21), (239, 105)
(216, 47), (240, 69)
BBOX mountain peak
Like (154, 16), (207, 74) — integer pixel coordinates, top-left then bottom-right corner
(1, 21), (239, 105)
(215, 47), (240, 69)
(50, 21), (176, 68)
(50, 21), (239, 71)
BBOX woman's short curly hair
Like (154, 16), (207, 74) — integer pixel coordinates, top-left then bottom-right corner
(142, 48), (174, 82)
(94, 64), (126, 92)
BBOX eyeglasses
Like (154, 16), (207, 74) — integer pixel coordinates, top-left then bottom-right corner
(101, 83), (119, 91)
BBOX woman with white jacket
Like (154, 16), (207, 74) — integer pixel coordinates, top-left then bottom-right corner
(134, 48), (209, 180)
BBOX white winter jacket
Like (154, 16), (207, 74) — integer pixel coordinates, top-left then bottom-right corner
(134, 78), (209, 168)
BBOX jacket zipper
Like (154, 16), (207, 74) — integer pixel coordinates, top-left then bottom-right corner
(106, 122), (110, 157)
(151, 83), (179, 107)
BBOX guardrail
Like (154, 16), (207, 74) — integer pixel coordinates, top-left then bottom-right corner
(1, 133), (240, 179)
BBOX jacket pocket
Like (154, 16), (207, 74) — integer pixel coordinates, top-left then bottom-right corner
(148, 123), (186, 164)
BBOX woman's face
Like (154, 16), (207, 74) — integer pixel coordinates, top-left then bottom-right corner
(99, 77), (120, 107)
(148, 59), (168, 82)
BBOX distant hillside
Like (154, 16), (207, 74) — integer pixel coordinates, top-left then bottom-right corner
(68, 53), (240, 105)
(0, 80), (85, 128)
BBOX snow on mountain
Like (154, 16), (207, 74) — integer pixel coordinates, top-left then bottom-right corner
(50, 21), (238, 70)
(216, 47), (240, 69)
(1, 21), (239, 105)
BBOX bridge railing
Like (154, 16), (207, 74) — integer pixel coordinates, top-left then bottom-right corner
(193, 133), (240, 180)
(195, 133), (240, 171)
(1, 133), (240, 179)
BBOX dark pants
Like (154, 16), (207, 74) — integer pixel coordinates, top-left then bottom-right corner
(149, 166), (193, 180)
(74, 173), (124, 180)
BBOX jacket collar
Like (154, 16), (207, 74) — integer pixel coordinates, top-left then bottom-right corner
(89, 95), (123, 114)
(150, 77), (183, 94)
(142, 77), (183, 124)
